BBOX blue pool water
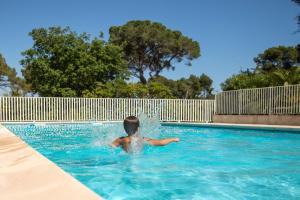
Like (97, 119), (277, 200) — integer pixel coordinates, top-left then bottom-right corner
(5, 123), (300, 200)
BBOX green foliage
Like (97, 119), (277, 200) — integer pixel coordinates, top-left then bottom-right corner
(254, 46), (298, 70)
(21, 27), (129, 97)
(221, 45), (300, 91)
(0, 54), (14, 87)
(147, 82), (174, 98)
(221, 70), (270, 91)
(109, 20), (200, 84)
(19, 25), (210, 98)
(0, 54), (29, 96)
(126, 83), (148, 98)
(175, 74), (214, 99)
(82, 80), (127, 98)
(83, 79), (173, 99)
(150, 74), (213, 99)
(82, 73), (213, 99)
(197, 74), (214, 98)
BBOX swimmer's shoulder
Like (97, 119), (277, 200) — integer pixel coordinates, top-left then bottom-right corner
(118, 136), (130, 143)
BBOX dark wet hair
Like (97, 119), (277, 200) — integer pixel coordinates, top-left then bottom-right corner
(123, 116), (140, 136)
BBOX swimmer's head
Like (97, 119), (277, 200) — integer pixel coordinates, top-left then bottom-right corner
(123, 116), (140, 136)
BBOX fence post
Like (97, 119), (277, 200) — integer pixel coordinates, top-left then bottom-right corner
(269, 87), (272, 115)
(238, 90), (241, 115)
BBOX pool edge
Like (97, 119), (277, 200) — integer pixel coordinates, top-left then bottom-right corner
(2, 121), (300, 132)
(0, 124), (104, 200)
(161, 122), (300, 132)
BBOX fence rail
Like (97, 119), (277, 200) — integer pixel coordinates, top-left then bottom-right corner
(0, 97), (215, 122)
(216, 84), (300, 115)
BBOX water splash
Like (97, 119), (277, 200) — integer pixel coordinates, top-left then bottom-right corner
(138, 109), (161, 139)
(91, 123), (123, 147)
(128, 132), (144, 154)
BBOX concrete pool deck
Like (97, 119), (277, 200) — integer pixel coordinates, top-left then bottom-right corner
(0, 124), (102, 200)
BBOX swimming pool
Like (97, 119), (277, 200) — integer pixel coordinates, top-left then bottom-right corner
(5, 123), (300, 200)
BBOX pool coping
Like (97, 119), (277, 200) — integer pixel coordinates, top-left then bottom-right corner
(161, 122), (300, 132)
(0, 124), (103, 200)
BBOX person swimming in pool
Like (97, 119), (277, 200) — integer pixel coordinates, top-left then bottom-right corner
(112, 116), (179, 153)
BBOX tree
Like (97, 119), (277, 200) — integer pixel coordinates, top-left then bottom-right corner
(198, 74), (214, 98)
(297, 44), (300, 62)
(174, 75), (213, 99)
(83, 80), (173, 98)
(150, 74), (213, 99)
(0, 54), (14, 88)
(126, 83), (148, 98)
(82, 80), (149, 98)
(0, 54), (28, 96)
(221, 70), (271, 91)
(221, 45), (300, 91)
(109, 20), (200, 84)
(21, 27), (128, 97)
(147, 82), (174, 99)
(254, 46), (298, 71)
(82, 79), (127, 98)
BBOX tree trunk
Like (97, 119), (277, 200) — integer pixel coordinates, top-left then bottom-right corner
(139, 71), (147, 84)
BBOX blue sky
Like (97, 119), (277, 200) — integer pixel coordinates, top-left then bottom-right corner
(0, 0), (299, 91)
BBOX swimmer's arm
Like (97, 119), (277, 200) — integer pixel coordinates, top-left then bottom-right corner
(143, 137), (180, 146)
(111, 137), (123, 147)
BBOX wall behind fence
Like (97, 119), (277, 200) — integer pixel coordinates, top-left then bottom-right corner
(216, 84), (300, 115)
(0, 97), (215, 122)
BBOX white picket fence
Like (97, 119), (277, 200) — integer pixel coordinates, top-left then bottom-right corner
(0, 97), (215, 122)
(1, 84), (299, 122)
(216, 84), (300, 115)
